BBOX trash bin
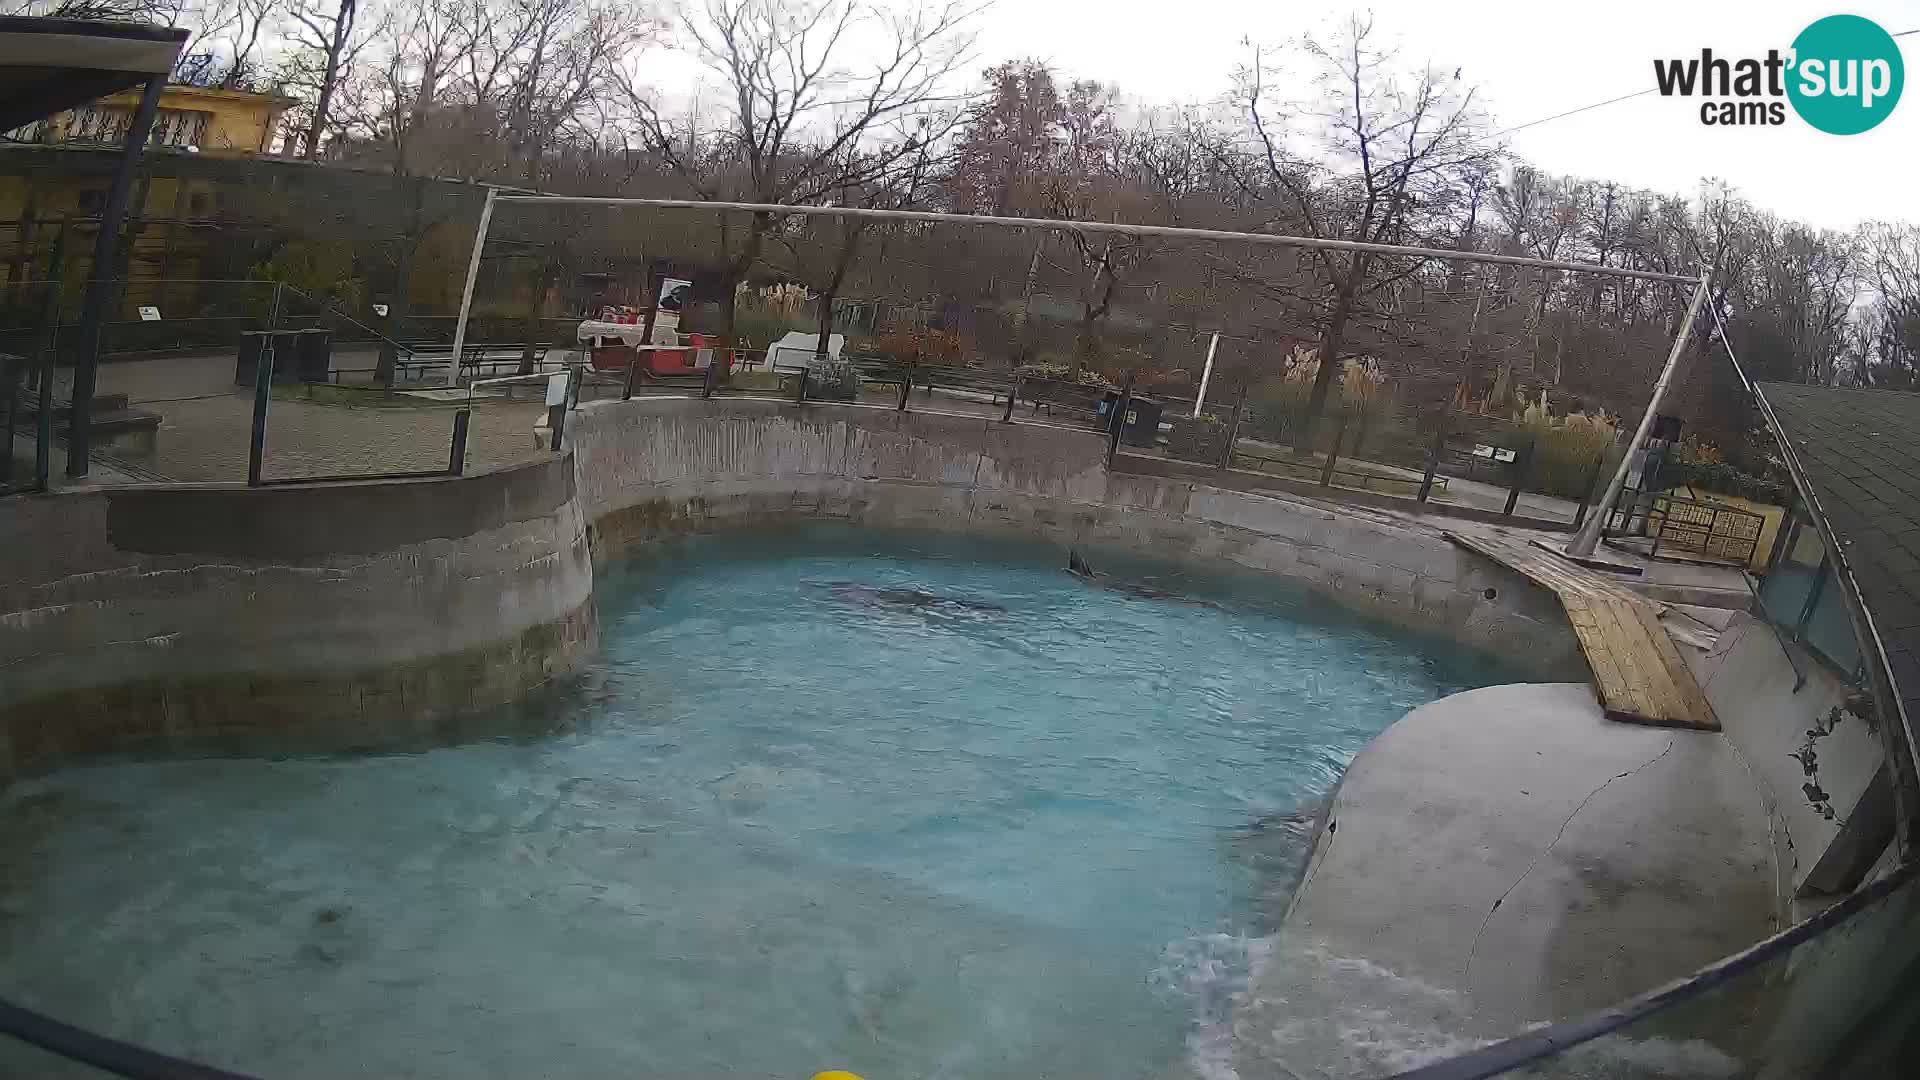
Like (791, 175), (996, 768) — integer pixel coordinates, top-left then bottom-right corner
(235, 330), (305, 385)
(1121, 396), (1163, 447)
(293, 328), (333, 383)
(1101, 392), (1163, 447)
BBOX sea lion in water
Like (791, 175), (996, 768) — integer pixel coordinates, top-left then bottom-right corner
(821, 583), (1006, 614)
(1066, 550), (1222, 609)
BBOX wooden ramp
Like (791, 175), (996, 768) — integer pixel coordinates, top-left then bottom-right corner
(1447, 530), (1720, 731)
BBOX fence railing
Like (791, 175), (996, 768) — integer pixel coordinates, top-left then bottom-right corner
(1603, 490), (1767, 567)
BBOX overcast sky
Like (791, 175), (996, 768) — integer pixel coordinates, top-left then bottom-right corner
(951, 0), (1918, 231)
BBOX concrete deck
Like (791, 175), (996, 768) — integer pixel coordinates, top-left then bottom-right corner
(1231, 683), (1779, 1078)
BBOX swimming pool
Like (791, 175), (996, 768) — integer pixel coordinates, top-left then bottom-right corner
(0, 526), (1522, 1078)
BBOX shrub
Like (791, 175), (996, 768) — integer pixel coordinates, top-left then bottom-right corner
(1665, 459), (1789, 505)
(1513, 396), (1619, 499)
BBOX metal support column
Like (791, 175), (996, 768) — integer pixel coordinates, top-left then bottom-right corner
(447, 186), (497, 388)
(68, 76), (164, 478)
(1567, 276), (1710, 556)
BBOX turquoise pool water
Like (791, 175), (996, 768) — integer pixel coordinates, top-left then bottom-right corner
(0, 527), (1521, 1079)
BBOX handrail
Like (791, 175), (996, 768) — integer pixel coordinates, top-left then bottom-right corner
(1707, 302), (1920, 853)
(274, 284), (416, 363)
(1389, 855), (1920, 1079)
(0, 996), (258, 1079)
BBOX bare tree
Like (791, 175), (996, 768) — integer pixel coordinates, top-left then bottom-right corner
(0, 0), (180, 19)
(285, 0), (367, 158)
(1859, 222), (1920, 387)
(1236, 16), (1497, 429)
(615, 0), (978, 338)
(170, 0), (281, 90)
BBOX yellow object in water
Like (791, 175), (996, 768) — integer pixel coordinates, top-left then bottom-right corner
(811, 1073), (865, 1080)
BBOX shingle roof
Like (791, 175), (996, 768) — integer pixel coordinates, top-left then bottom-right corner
(1760, 383), (1920, 727)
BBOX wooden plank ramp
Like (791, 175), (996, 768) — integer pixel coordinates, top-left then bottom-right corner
(1446, 530), (1720, 731)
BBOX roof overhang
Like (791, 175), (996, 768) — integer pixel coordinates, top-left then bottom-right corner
(0, 16), (188, 132)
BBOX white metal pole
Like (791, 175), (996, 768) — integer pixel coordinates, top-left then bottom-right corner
(489, 196), (1698, 285)
(1565, 275), (1711, 558)
(1193, 332), (1220, 418)
(446, 186), (497, 388)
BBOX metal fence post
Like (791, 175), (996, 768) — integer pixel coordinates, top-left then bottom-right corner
(1104, 376), (1135, 469)
(1504, 437), (1536, 518)
(1417, 416), (1447, 503)
(247, 342), (273, 485)
(1320, 412), (1349, 487)
(1573, 453), (1606, 529)
(701, 353), (719, 399)
(448, 408), (470, 474)
(32, 228), (67, 492)
(1218, 384), (1248, 470)
(795, 366), (809, 403)
(897, 365), (913, 411)
(246, 283), (283, 486)
(1001, 375), (1019, 423)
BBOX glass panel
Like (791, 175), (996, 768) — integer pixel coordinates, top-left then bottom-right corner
(1760, 514), (1824, 633)
(1803, 571), (1864, 674)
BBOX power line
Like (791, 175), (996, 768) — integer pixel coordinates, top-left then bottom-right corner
(1489, 89), (1657, 141)
(1484, 28), (1918, 140)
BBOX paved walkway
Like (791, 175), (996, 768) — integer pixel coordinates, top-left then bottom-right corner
(67, 353), (550, 484)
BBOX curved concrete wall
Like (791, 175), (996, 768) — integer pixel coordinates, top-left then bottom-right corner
(568, 396), (1584, 675)
(0, 455), (594, 779)
(1, 395), (1587, 780)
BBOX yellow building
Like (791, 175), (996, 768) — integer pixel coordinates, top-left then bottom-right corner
(10, 83), (295, 155)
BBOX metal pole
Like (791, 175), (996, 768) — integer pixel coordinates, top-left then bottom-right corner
(1573, 453), (1606, 529)
(247, 283), (282, 486)
(1193, 331), (1219, 417)
(897, 366), (912, 411)
(1566, 276), (1710, 557)
(33, 223), (69, 492)
(446, 186), (497, 388)
(1002, 375), (1019, 422)
(1418, 415), (1447, 503)
(448, 409), (470, 475)
(1320, 413), (1348, 487)
(1105, 376), (1134, 469)
(1219, 383), (1248, 470)
(625, 267), (663, 401)
(1504, 437), (1535, 518)
(69, 75), (165, 478)
(490, 196), (1699, 285)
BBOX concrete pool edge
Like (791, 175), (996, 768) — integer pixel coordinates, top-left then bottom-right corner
(2, 395), (1581, 780)
(570, 396), (1588, 679)
(0, 454), (595, 782)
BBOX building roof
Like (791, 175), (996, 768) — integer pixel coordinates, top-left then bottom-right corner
(102, 82), (299, 110)
(0, 16), (188, 132)
(1759, 383), (1920, 725)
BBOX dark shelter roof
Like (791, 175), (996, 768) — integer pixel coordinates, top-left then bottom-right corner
(0, 16), (187, 132)
(1760, 383), (1920, 722)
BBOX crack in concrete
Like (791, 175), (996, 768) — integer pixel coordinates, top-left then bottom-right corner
(1462, 736), (1679, 987)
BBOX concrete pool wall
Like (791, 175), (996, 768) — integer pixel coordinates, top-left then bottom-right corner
(571, 396), (1585, 673)
(0, 455), (594, 780)
(0, 395), (1580, 780)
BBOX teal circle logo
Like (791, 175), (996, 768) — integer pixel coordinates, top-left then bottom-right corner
(1788, 14), (1904, 134)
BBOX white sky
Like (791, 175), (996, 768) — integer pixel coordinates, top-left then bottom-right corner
(648, 0), (1918, 232)
(962, 0), (1918, 231)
